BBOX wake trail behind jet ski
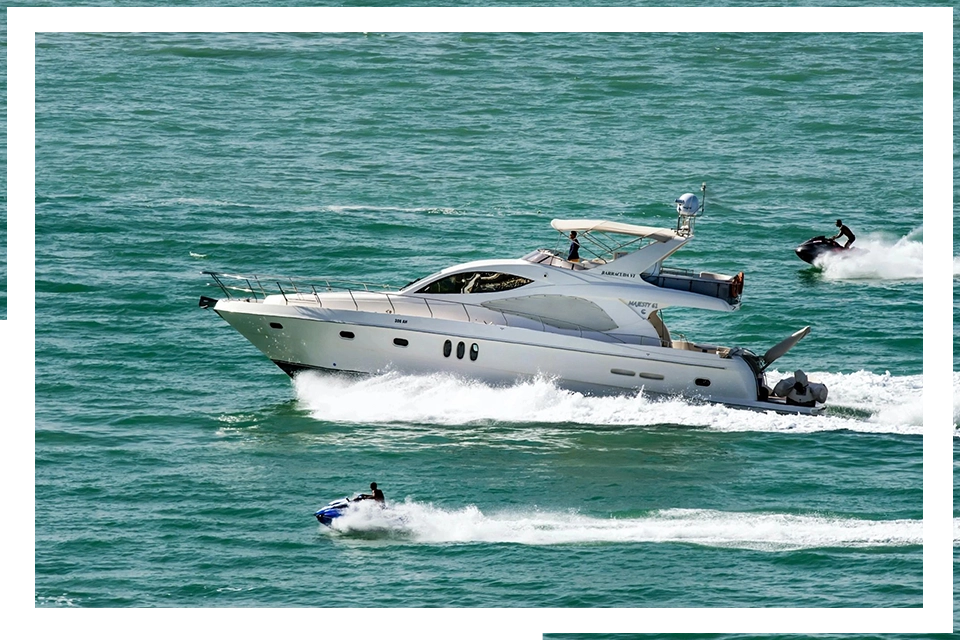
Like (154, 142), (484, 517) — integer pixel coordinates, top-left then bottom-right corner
(314, 501), (921, 551)
(795, 229), (921, 282)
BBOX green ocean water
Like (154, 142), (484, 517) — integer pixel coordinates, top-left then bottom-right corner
(23, 14), (947, 632)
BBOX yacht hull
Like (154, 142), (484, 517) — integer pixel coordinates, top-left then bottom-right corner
(211, 298), (816, 414)
(201, 207), (827, 415)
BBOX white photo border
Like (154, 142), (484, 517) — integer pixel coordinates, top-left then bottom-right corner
(12, 6), (952, 637)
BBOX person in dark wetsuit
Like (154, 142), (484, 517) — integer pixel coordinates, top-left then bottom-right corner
(567, 231), (580, 262)
(831, 219), (856, 249)
(354, 482), (385, 505)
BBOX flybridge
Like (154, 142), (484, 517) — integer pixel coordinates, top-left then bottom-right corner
(543, 184), (707, 268)
(525, 184), (742, 306)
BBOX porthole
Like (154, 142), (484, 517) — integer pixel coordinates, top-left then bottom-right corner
(695, 378), (711, 387)
(469, 343), (479, 361)
(339, 331), (355, 339)
(456, 341), (465, 359)
(269, 322), (283, 329)
(443, 340), (452, 357)
(394, 338), (409, 347)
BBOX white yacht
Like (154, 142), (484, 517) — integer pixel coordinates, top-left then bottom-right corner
(200, 186), (828, 415)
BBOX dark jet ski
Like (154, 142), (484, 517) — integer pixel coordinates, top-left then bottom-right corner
(795, 236), (856, 264)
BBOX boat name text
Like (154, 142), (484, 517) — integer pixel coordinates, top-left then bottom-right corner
(627, 300), (659, 309)
(601, 271), (636, 278)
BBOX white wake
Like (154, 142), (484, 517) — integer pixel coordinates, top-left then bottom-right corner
(323, 500), (922, 551)
(293, 369), (924, 435)
(814, 227), (922, 281)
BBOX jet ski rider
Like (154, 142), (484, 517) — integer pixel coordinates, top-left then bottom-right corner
(352, 482), (385, 505)
(830, 219), (856, 249)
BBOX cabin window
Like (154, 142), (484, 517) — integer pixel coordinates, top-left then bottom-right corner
(339, 331), (355, 339)
(695, 378), (711, 387)
(269, 322), (283, 329)
(415, 271), (533, 294)
(443, 340), (452, 357)
(469, 343), (479, 361)
(394, 338), (409, 347)
(456, 341), (465, 359)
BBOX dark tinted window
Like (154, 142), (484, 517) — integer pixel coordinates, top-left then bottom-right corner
(416, 272), (533, 294)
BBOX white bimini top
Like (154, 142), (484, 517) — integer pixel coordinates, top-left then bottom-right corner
(550, 219), (678, 243)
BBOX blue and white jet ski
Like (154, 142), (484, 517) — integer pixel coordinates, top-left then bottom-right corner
(314, 497), (353, 526)
(315, 495), (391, 526)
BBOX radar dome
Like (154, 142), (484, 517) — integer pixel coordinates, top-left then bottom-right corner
(675, 193), (700, 215)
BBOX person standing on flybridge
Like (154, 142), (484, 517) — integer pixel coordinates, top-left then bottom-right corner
(567, 231), (580, 262)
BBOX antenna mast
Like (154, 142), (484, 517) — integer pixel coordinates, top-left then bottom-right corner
(675, 182), (706, 237)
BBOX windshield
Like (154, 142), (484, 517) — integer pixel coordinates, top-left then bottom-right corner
(415, 271), (533, 294)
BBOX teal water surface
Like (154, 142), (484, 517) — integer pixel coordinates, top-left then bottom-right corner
(31, 26), (934, 620)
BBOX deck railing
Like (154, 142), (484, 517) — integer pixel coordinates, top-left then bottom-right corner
(202, 271), (668, 348)
(203, 271), (395, 302)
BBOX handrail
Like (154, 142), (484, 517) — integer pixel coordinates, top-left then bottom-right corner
(202, 271), (671, 348)
(202, 271), (395, 297)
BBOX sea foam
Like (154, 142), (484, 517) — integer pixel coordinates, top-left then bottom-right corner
(814, 228), (922, 281)
(293, 368), (924, 435)
(325, 500), (923, 551)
